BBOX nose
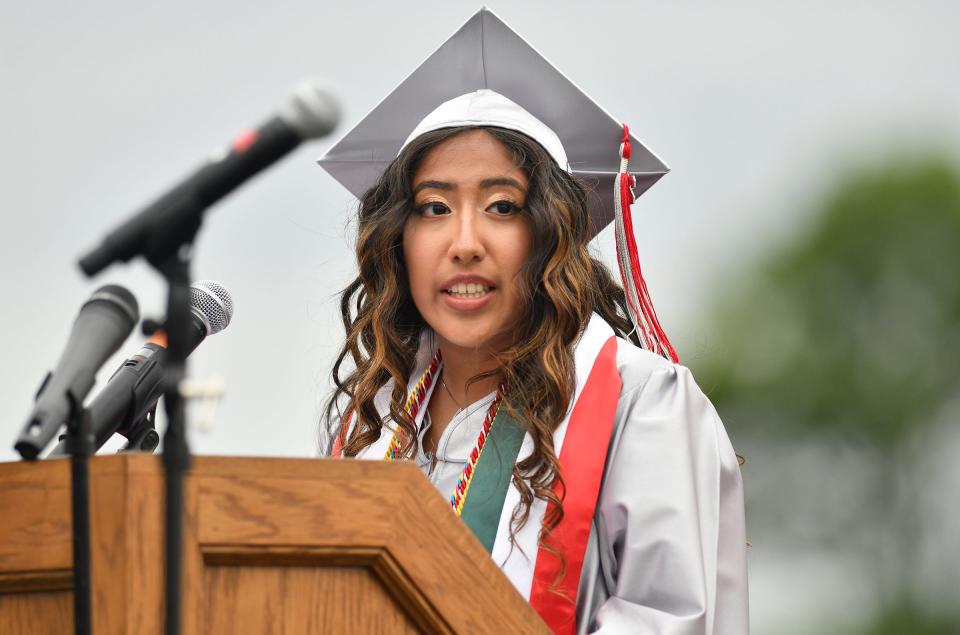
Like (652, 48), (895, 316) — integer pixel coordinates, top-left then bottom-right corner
(447, 208), (486, 263)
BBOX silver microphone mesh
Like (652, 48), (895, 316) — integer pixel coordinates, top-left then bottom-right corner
(279, 79), (341, 139)
(190, 280), (234, 336)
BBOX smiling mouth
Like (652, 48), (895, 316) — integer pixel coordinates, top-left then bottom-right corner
(444, 282), (492, 299)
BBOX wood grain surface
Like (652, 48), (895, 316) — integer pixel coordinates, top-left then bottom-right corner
(192, 456), (548, 633)
(0, 459), (71, 574)
(0, 455), (548, 634)
(204, 565), (420, 634)
(0, 590), (72, 634)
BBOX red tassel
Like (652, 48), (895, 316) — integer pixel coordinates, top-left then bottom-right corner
(620, 124), (632, 160)
(616, 124), (679, 363)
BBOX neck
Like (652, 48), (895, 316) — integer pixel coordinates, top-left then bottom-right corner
(437, 338), (502, 405)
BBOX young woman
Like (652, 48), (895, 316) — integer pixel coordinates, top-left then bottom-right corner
(319, 9), (748, 634)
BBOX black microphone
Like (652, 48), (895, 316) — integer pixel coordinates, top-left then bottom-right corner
(48, 280), (235, 457)
(15, 285), (140, 460)
(78, 80), (341, 277)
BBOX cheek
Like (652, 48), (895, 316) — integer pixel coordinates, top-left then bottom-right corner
(498, 225), (533, 309)
(505, 224), (534, 279)
(402, 221), (432, 302)
(401, 222), (415, 271)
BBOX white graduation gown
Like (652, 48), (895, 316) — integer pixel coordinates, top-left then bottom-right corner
(354, 331), (749, 634)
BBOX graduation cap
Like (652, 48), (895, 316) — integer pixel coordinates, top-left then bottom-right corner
(319, 7), (678, 362)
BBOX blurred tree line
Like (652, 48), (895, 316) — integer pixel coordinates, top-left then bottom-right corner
(692, 156), (960, 634)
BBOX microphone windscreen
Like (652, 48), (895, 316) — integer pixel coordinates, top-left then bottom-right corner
(279, 80), (341, 139)
(189, 280), (234, 336)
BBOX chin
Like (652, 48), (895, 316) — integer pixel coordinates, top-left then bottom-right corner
(432, 318), (511, 353)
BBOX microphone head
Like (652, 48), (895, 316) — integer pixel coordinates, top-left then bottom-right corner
(190, 280), (234, 336)
(86, 284), (140, 327)
(279, 79), (341, 140)
(15, 283), (140, 460)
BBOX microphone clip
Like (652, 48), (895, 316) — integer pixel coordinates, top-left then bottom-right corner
(121, 408), (161, 453)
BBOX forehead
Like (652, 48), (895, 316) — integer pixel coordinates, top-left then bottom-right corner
(413, 130), (526, 183)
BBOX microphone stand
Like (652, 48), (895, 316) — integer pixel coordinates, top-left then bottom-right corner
(81, 195), (205, 635)
(154, 251), (193, 635)
(64, 403), (94, 635)
(74, 99), (320, 629)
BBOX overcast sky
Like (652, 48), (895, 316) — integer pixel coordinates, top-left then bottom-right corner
(1, 1), (958, 629)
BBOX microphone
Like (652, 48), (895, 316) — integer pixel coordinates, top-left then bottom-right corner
(15, 285), (140, 460)
(48, 280), (235, 457)
(78, 80), (341, 276)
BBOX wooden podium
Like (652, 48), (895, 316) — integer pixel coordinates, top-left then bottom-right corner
(0, 455), (548, 633)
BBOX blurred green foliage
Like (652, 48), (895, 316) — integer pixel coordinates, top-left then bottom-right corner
(697, 156), (960, 448)
(692, 155), (960, 635)
(852, 601), (959, 635)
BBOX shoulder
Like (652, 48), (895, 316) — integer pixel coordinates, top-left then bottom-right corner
(609, 337), (737, 467)
(613, 336), (710, 409)
(588, 340), (749, 633)
(612, 336), (676, 392)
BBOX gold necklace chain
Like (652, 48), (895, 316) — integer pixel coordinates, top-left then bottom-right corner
(439, 372), (466, 414)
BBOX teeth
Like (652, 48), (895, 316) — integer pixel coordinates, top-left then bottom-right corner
(447, 282), (490, 298)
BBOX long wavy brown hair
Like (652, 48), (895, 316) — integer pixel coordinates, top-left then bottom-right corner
(322, 125), (641, 570)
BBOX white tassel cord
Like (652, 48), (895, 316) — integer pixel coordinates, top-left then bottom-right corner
(613, 124), (679, 363)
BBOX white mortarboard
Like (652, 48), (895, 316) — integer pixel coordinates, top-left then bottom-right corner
(317, 6), (669, 238)
(318, 6), (678, 361)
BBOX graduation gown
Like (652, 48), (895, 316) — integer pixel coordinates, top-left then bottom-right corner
(349, 315), (749, 633)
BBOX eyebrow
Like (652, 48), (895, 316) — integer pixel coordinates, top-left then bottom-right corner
(480, 177), (527, 192)
(412, 180), (454, 194)
(412, 177), (527, 195)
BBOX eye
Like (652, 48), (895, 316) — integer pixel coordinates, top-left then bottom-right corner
(415, 201), (451, 217)
(487, 200), (522, 216)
